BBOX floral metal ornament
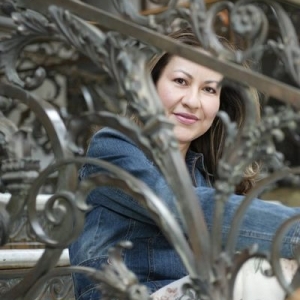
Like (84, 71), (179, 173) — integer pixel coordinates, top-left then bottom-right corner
(0, 0), (299, 300)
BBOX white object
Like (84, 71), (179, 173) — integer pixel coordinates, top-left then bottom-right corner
(152, 258), (298, 300)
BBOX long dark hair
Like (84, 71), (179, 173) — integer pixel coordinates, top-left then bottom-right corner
(150, 27), (261, 194)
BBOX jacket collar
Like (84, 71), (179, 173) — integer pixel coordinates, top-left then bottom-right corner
(185, 149), (205, 171)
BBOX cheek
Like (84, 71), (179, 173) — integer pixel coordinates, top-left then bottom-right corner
(203, 98), (220, 119)
(156, 85), (174, 110)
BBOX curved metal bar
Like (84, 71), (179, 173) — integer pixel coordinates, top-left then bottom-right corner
(228, 248), (269, 300)
(271, 215), (300, 295)
(211, 83), (259, 261)
(260, 0), (300, 85)
(82, 178), (199, 281)
(0, 82), (75, 190)
(42, 6), (212, 279)
(226, 166), (300, 256)
(76, 111), (153, 157)
(26, 163), (85, 248)
(48, 7), (163, 118)
(21, 0), (300, 108)
(201, 1), (235, 55)
(66, 109), (213, 281)
(1, 1), (299, 299)
(0, 82), (77, 299)
(6, 153), (199, 299)
(185, 0), (208, 47)
(0, 16), (17, 32)
(1, 248), (63, 300)
(234, 0), (300, 85)
(24, 262), (150, 300)
(25, 156), (199, 281)
(113, 0), (180, 31)
(0, 8), (59, 88)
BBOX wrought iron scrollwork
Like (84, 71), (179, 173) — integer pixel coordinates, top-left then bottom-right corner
(0, 0), (299, 299)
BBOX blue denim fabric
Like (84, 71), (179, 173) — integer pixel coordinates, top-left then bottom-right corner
(69, 127), (300, 300)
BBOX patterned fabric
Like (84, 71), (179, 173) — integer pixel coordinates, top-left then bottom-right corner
(152, 258), (298, 300)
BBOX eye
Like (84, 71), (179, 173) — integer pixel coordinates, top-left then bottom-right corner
(203, 86), (217, 94)
(174, 78), (187, 85)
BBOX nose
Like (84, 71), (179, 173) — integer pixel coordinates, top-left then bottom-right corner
(181, 88), (200, 110)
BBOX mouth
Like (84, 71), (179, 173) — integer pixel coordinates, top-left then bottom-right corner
(173, 113), (199, 125)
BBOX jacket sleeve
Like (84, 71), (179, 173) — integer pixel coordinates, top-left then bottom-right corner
(80, 128), (300, 258)
(79, 128), (178, 224)
(195, 186), (300, 258)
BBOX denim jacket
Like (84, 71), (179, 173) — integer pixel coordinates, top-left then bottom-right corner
(69, 127), (300, 300)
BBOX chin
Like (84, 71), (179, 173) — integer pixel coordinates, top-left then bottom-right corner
(176, 135), (194, 144)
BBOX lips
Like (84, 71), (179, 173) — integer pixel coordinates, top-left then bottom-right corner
(174, 113), (199, 125)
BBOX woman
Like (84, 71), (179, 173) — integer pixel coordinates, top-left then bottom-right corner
(69, 28), (300, 300)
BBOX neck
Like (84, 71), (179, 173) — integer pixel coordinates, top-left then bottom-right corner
(179, 143), (189, 158)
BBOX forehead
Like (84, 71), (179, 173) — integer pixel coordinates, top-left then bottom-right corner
(166, 56), (223, 80)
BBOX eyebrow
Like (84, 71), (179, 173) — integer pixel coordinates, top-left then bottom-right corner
(174, 69), (222, 86)
(205, 80), (222, 85)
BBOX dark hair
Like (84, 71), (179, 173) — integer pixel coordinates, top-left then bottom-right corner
(150, 27), (261, 194)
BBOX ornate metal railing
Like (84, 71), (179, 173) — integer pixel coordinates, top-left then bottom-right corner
(0, 0), (299, 299)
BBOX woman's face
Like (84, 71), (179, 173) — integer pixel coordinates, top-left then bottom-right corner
(156, 55), (223, 155)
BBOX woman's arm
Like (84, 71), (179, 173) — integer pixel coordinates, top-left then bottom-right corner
(81, 127), (300, 258)
(80, 127), (177, 224)
(195, 186), (300, 258)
